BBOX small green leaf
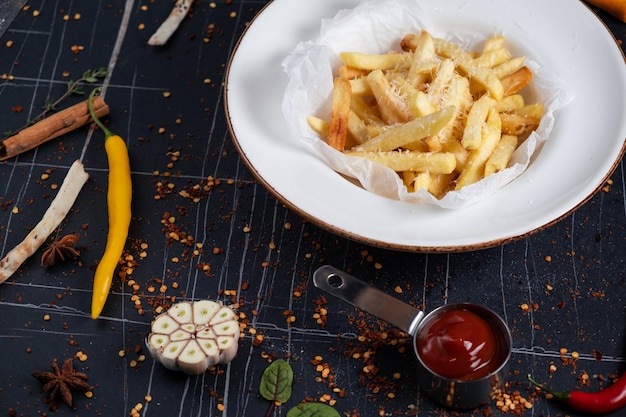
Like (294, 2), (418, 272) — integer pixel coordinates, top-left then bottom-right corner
(286, 402), (341, 417)
(259, 359), (293, 404)
(92, 67), (108, 78)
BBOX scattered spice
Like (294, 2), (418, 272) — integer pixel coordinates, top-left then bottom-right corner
(32, 358), (92, 409)
(40, 234), (80, 267)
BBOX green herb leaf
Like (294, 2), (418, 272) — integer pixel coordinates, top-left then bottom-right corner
(259, 359), (293, 404)
(286, 402), (341, 417)
(92, 67), (108, 78)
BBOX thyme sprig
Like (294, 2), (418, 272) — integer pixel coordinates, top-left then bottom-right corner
(4, 67), (108, 138)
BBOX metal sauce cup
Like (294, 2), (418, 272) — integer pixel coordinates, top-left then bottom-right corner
(313, 265), (512, 409)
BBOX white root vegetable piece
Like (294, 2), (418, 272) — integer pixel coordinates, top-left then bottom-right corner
(146, 300), (240, 374)
(0, 160), (89, 284)
(147, 0), (192, 46)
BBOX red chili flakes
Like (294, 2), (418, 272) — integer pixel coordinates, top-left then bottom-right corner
(69, 44), (85, 54)
(312, 296), (329, 328)
(491, 385), (534, 414)
(592, 349), (603, 361)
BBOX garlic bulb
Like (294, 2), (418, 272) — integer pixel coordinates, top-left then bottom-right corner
(146, 300), (239, 374)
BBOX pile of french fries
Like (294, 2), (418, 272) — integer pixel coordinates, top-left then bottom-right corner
(307, 30), (543, 199)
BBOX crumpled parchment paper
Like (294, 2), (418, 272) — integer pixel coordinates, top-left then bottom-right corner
(281, 0), (573, 208)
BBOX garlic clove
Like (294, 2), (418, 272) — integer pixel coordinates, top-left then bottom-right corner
(193, 300), (221, 325)
(169, 328), (193, 342)
(213, 320), (239, 337)
(146, 334), (170, 357)
(168, 301), (193, 324)
(151, 314), (180, 335)
(217, 336), (238, 363)
(197, 338), (220, 364)
(196, 327), (216, 339)
(209, 306), (237, 325)
(177, 340), (210, 375)
(159, 340), (189, 371)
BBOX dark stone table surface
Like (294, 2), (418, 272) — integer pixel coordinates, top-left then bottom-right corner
(0, 1), (625, 416)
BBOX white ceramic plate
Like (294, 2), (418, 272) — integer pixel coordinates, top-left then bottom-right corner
(225, 0), (626, 252)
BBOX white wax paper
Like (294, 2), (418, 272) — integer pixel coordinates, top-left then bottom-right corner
(281, 0), (573, 208)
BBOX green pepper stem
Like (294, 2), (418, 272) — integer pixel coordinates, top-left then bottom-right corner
(88, 87), (114, 138)
(527, 374), (570, 402)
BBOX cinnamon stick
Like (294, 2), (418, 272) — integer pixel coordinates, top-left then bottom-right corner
(0, 96), (109, 161)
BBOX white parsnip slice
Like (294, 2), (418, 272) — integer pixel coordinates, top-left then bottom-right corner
(147, 0), (192, 46)
(0, 160), (89, 284)
(146, 300), (240, 374)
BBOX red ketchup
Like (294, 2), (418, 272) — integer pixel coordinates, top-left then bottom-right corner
(416, 308), (501, 381)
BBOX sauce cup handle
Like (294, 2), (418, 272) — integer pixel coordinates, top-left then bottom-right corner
(313, 265), (424, 336)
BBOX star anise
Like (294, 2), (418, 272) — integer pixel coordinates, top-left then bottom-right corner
(32, 358), (92, 409)
(41, 234), (80, 267)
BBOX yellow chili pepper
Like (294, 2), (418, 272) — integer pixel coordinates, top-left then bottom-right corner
(88, 87), (132, 319)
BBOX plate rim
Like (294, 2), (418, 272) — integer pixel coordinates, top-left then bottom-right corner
(224, 0), (626, 253)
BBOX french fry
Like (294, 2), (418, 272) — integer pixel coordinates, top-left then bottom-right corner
(474, 47), (511, 68)
(338, 65), (369, 79)
(350, 96), (384, 125)
(400, 33), (420, 52)
(492, 56), (526, 78)
(494, 94), (525, 113)
(366, 70), (412, 124)
(402, 170), (419, 192)
(501, 66), (533, 96)
(433, 38), (504, 100)
(409, 91), (437, 118)
(327, 78), (352, 151)
(307, 116), (330, 139)
(406, 30), (437, 87)
(500, 113), (540, 136)
(462, 95), (496, 150)
(347, 111), (370, 145)
(485, 134), (518, 176)
(441, 139), (469, 172)
(349, 77), (372, 96)
(346, 150), (456, 174)
(427, 59), (456, 106)
(412, 171), (433, 192)
(428, 173), (456, 198)
(482, 35), (505, 53)
(513, 103), (543, 119)
(358, 106), (455, 152)
(455, 108), (502, 189)
(426, 73), (472, 151)
(340, 51), (412, 70)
